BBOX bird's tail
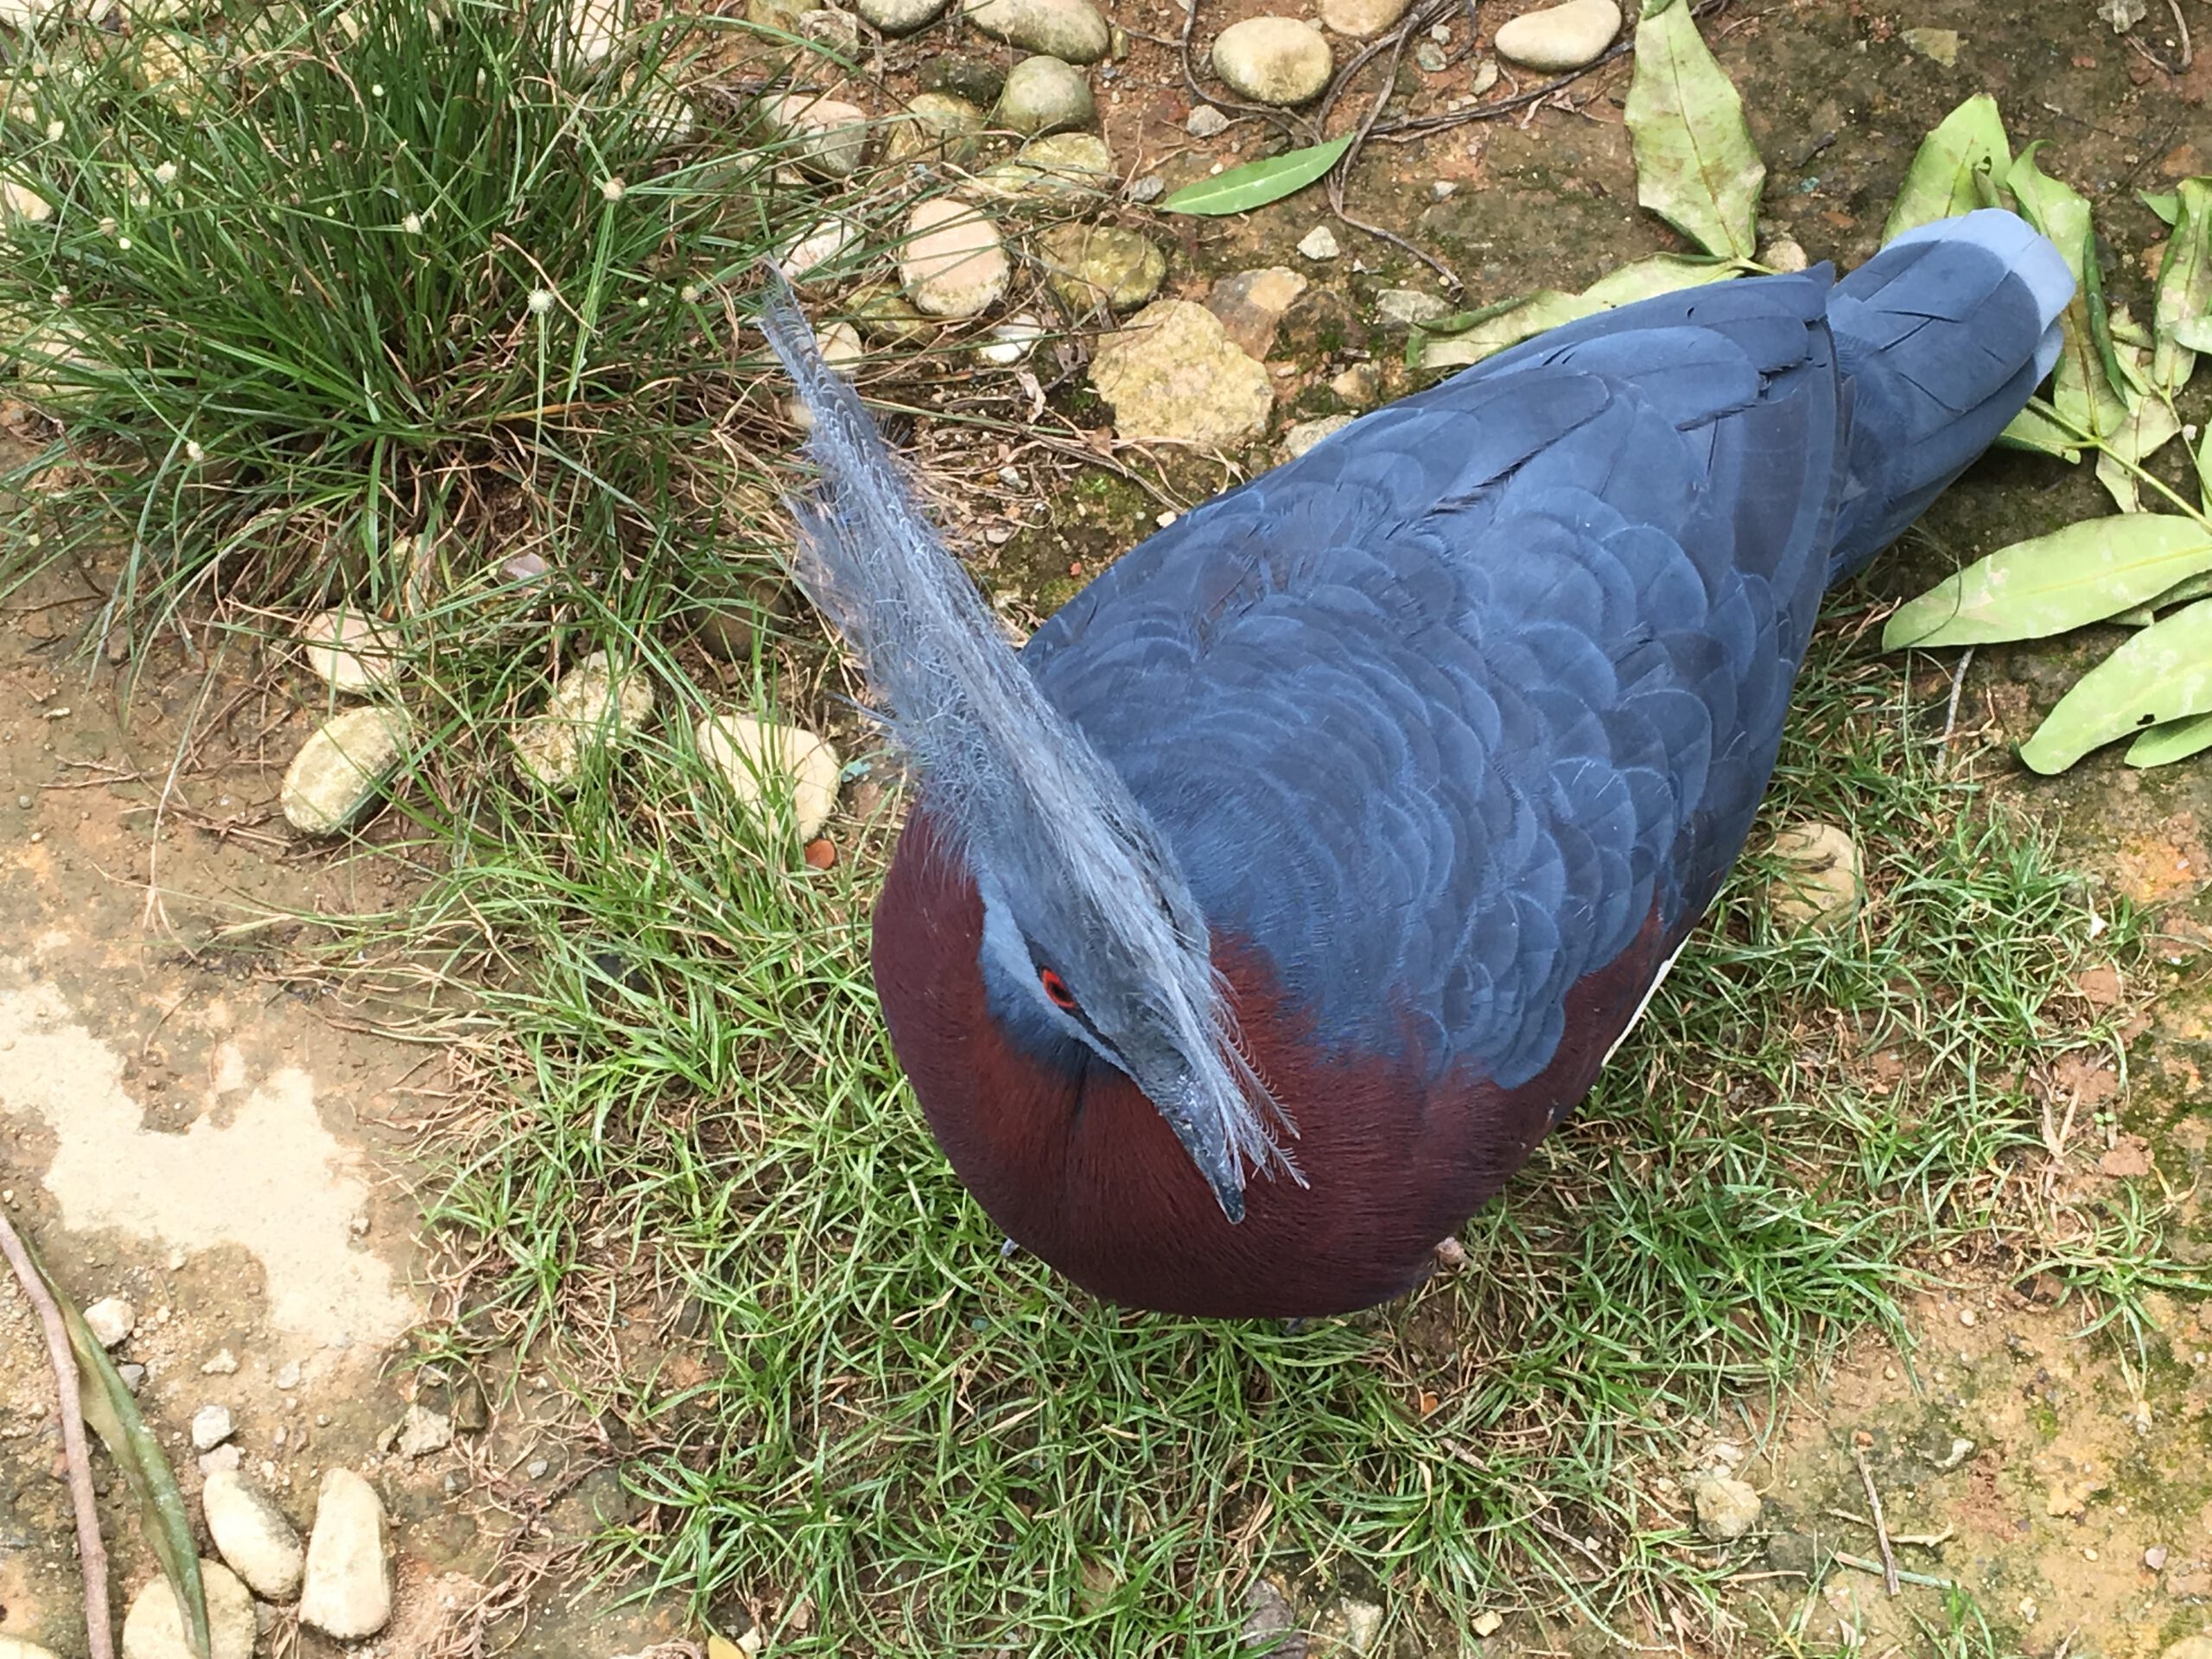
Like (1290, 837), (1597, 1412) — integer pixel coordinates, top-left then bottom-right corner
(1824, 208), (2073, 579)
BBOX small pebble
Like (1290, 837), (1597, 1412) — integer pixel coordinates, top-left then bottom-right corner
(192, 1404), (236, 1451)
(1960, 1308), (1977, 1326)
(1185, 103), (1229, 138)
(297, 609), (398, 696)
(899, 197), (1010, 318)
(2147, 1545), (2170, 1570)
(121, 1560), (255, 1659)
(511, 651), (655, 792)
(275, 1361), (302, 1390)
(1282, 414), (1355, 459)
(1471, 1610), (1503, 1638)
(1374, 288), (1452, 328)
(980, 313), (1048, 365)
(1211, 16), (1333, 105)
(1691, 1473), (1762, 1541)
(392, 1402), (453, 1459)
(1492, 0), (1619, 72)
(298, 1470), (392, 1640)
(994, 54), (1095, 137)
(963, 0), (1111, 63)
(200, 1349), (238, 1375)
(281, 706), (414, 836)
(757, 92), (870, 178)
(804, 837), (838, 869)
(1761, 237), (1809, 273)
(696, 715), (842, 840)
(1127, 175), (1165, 202)
(526, 1458), (550, 1478)
(85, 1296), (137, 1348)
(1296, 224), (1340, 260)
(1414, 38), (1444, 70)
(118, 1363), (147, 1393)
(202, 1468), (306, 1601)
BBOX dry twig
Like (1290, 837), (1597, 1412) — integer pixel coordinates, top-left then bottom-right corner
(0, 1207), (114, 1659)
(1851, 1441), (1900, 1596)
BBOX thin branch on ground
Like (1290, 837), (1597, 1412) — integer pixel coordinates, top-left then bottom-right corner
(1850, 1441), (1900, 1597)
(1833, 1550), (1953, 1592)
(0, 1207), (114, 1659)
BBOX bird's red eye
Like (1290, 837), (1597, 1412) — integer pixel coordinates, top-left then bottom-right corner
(1039, 967), (1078, 1012)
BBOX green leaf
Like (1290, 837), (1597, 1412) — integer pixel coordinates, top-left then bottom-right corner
(2020, 597), (2212, 773)
(1155, 136), (1355, 216)
(1415, 256), (1743, 371)
(2146, 569), (2212, 613)
(1996, 401), (2084, 462)
(1882, 513), (2212, 649)
(1405, 292), (1532, 367)
(1623, 0), (1763, 260)
(2008, 144), (2091, 288)
(1580, 252), (1747, 305)
(2094, 339), (2183, 512)
(2152, 177), (2212, 394)
(1420, 290), (1593, 369)
(2127, 711), (2212, 767)
(1883, 95), (2010, 244)
(13, 1225), (210, 1658)
(2141, 189), (2181, 226)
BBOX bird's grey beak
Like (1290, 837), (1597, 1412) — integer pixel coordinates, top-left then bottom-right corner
(1144, 1071), (1248, 1224)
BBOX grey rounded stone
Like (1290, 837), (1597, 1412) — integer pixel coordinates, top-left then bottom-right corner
(1764, 821), (1862, 933)
(994, 54), (1093, 136)
(1039, 223), (1166, 313)
(1185, 102), (1229, 137)
(963, 0), (1109, 63)
(1319, 0), (1409, 39)
(1284, 414), (1355, 458)
(511, 651), (655, 792)
(899, 196), (1010, 317)
(918, 50), (1005, 104)
(757, 91), (870, 177)
(0, 1639), (61, 1659)
(1492, 0), (1619, 72)
(1692, 1473), (1763, 1541)
(857, 0), (947, 31)
(121, 1562), (255, 1659)
(887, 90), (986, 162)
(85, 1295), (136, 1347)
(1211, 16), (1332, 105)
(969, 131), (1114, 197)
(1760, 237), (1809, 273)
(297, 608), (399, 696)
(190, 1404), (234, 1451)
(299, 1470), (391, 1640)
(1374, 287), (1452, 329)
(283, 703), (413, 831)
(203, 1468), (305, 1601)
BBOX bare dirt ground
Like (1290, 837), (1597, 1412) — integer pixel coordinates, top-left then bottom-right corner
(3, 1), (2211, 1656)
(0, 549), (693, 1655)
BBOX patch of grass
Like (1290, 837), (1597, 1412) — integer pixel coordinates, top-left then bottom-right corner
(333, 624), (2166, 1654)
(0, 0), (898, 649)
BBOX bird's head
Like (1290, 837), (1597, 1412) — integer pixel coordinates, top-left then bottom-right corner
(756, 279), (1297, 1219)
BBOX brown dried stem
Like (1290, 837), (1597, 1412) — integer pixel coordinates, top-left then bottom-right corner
(0, 1206), (115, 1659)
